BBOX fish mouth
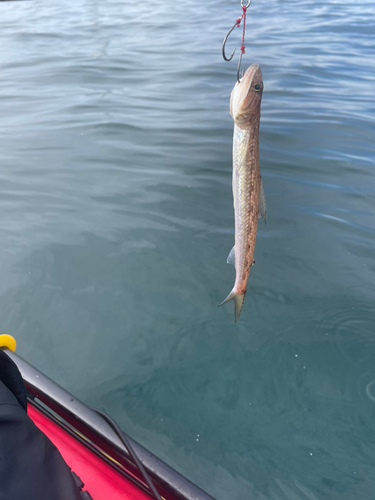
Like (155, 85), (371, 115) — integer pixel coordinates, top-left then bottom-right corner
(230, 64), (263, 126)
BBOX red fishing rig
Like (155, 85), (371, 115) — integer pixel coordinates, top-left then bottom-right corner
(222, 0), (251, 82)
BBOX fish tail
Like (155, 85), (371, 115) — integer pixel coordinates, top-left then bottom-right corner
(219, 289), (246, 323)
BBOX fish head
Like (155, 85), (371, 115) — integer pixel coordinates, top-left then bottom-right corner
(230, 64), (263, 129)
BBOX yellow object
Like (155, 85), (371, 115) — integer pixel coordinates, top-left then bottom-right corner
(0, 334), (16, 351)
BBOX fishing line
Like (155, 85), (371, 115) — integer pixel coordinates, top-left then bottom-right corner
(91, 407), (162, 500)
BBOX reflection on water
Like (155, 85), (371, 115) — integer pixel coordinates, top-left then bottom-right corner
(0, 0), (375, 498)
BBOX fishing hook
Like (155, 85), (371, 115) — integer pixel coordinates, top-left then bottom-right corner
(222, 20), (239, 63)
(236, 51), (243, 84)
(222, 0), (251, 83)
(222, 20), (245, 83)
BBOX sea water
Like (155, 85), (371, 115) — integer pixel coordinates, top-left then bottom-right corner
(1, 0), (374, 498)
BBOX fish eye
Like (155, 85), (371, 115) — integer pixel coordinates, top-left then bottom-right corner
(254, 83), (261, 92)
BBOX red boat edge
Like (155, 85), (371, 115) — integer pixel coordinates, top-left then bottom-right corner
(29, 404), (150, 500)
(3, 349), (216, 500)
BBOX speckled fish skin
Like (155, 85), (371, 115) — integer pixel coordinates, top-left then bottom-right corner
(221, 64), (264, 322)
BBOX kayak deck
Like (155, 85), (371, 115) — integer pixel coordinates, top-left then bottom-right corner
(5, 348), (215, 500)
(29, 404), (150, 500)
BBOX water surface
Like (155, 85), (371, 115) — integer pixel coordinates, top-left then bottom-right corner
(1, 0), (375, 498)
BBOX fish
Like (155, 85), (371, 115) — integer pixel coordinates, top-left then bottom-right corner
(220, 64), (266, 322)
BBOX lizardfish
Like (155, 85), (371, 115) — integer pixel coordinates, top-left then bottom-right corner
(220, 64), (266, 322)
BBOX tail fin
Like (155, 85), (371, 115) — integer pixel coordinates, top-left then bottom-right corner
(219, 290), (245, 323)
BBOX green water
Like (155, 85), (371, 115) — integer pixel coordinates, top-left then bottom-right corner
(1, 0), (374, 498)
